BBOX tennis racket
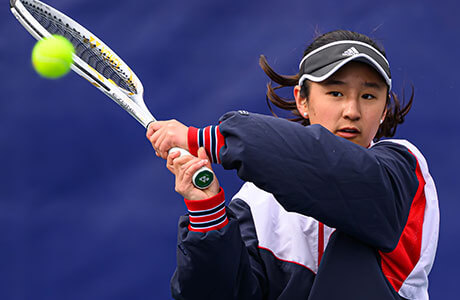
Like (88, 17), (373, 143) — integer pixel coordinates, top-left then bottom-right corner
(10, 0), (214, 189)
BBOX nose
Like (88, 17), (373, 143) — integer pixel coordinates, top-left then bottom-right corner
(342, 97), (361, 121)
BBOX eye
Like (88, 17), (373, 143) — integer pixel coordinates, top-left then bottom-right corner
(362, 94), (375, 100)
(328, 91), (343, 97)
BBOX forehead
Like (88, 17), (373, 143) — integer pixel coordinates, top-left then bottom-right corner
(326, 61), (386, 84)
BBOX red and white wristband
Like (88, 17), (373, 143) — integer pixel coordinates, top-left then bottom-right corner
(188, 126), (225, 164)
(184, 188), (228, 232)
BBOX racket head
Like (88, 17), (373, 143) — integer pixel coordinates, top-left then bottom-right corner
(11, 0), (154, 126)
(11, 0), (214, 189)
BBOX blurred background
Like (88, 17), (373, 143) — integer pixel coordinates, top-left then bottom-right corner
(1, 0), (458, 299)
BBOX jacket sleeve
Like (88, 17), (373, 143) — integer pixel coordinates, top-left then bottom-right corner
(216, 111), (419, 252)
(170, 202), (267, 299)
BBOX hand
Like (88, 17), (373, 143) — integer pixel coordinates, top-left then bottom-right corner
(146, 120), (188, 159)
(167, 147), (220, 200)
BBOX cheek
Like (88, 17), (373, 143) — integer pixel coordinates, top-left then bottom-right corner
(308, 104), (340, 130)
(363, 109), (385, 136)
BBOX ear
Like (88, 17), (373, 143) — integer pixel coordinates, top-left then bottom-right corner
(380, 106), (387, 124)
(294, 85), (309, 119)
(380, 92), (391, 124)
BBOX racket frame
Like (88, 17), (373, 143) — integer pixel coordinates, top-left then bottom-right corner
(10, 0), (214, 189)
(11, 0), (154, 127)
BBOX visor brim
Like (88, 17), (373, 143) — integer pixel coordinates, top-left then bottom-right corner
(299, 54), (392, 90)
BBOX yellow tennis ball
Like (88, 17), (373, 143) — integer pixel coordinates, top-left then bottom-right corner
(32, 35), (75, 79)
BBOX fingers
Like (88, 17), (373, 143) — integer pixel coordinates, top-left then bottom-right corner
(197, 147), (212, 168)
(146, 121), (168, 138)
(168, 147), (220, 200)
(146, 119), (188, 159)
(153, 130), (169, 159)
(166, 150), (181, 173)
(178, 158), (208, 182)
(197, 147), (208, 159)
(148, 124), (171, 159)
(167, 148), (208, 182)
(174, 157), (209, 195)
(167, 152), (196, 176)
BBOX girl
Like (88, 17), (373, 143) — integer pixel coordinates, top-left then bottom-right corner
(147, 30), (439, 300)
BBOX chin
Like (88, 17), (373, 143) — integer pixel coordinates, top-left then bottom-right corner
(349, 138), (367, 148)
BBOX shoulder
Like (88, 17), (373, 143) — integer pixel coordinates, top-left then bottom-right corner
(373, 139), (438, 205)
(372, 138), (430, 170)
(218, 111), (307, 132)
(373, 138), (420, 154)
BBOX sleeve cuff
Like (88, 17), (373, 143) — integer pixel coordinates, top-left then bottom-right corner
(184, 188), (228, 232)
(188, 126), (199, 157)
(187, 125), (225, 164)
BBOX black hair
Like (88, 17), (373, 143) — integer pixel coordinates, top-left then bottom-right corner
(259, 29), (413, 140)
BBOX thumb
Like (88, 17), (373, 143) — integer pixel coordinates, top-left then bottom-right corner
(197, 147), (211, 167)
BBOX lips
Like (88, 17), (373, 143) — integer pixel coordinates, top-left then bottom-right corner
(336, 127), (360, 139)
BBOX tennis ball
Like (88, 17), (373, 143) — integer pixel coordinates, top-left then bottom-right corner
(31, 35), (75, 79)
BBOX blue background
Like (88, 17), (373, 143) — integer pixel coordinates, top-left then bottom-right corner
(1, 0), (459, 299)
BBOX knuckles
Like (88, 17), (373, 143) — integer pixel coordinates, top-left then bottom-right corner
(167, 120), (177, 127)
(166, 130), (176, 139)
(148, 119), (185, 154)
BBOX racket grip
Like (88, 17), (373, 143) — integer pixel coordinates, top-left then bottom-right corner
(169, 147), (214, 189)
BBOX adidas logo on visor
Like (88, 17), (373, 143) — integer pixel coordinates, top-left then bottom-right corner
(342, 47), (359, 57)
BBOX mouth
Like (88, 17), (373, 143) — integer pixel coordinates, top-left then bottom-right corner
(336, 127), (361, 139)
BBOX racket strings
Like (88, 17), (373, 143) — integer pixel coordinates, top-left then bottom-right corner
(22, 0), (137, 95)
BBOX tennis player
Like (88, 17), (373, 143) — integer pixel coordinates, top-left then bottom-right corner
(147, 30), (439, 300)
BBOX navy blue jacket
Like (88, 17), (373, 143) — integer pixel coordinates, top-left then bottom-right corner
(171, 112), (439, 300)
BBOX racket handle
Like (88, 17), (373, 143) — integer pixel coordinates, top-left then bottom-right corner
(169, 147), (214, 189)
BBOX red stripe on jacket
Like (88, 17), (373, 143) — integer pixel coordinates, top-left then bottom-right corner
(379, 154), (426, 291)
(318, 222), (324, 267)
(189, 208), (226, 224)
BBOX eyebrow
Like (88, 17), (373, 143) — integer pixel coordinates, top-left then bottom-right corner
(323, 79), (384, 89)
